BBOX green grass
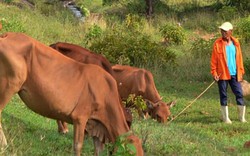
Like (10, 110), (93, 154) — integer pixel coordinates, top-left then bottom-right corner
(3, 80), (250, 155)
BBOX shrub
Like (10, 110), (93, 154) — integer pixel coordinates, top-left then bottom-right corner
(125, 94), (147, 111)
(190, 37), (216, 59)
(159, 23), (186, 45)
(226, 0), (250, 14)
(234, 16), (250, 43)
(89, 27), (176, 67)
(84, 24), (103, 47)
(125, 0), (146, 15)
(125, 13), (146, 32)
(3, 0), (12, 4)
(244, 57), (250, 77)
(217, 6), (239, 21)
(78, 3), (90, 17)
(101, 133), (136, 156)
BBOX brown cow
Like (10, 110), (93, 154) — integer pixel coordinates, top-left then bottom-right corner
(49, 42), (132, 134)
(112, 64), (176, 123)
(50, 42), (114, 76)
(0, 32), (143, 156)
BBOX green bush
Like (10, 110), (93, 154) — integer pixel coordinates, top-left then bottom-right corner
(159, 23), (186, 45)
(3, 0), (12, 4)
(218, 6), (239, 21)
(125, 13), (147, 32)
(78, 3), (90, 17)
(244, 57), (250, 77)
(125, 0), (146, 15)
(84, 24), (103, 47)
(190, 37), (216, 59)
(101, 133), (136, 156)
(235, 16), (250, 43)
(125, 94), (147, 111)
(89, 27), (176, 67)
(225, 0), (250, 14)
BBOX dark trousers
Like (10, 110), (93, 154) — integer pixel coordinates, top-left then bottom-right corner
(218, 75), (244, 106)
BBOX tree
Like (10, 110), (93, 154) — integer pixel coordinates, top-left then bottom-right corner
(145, 0), (154, 18)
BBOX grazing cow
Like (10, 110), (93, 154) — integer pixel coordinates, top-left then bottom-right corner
(112, 64), (176, 123)
(49, 42), (132, 134)
(0, 32), (143, 156)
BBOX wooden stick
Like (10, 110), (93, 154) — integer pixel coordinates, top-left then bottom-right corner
(167, 80), (216, 124)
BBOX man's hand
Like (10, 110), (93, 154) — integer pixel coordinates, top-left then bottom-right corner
(213, 75), (220, 81)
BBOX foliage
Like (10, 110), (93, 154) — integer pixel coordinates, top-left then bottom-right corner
(125, 0), (146, 15)
(84, 24), (103, 47)
(90, 26), (176, 67)
(125, 94), (147, 111)
(3, 0), (13, 3)
(125, 13), (147, 32)
(113, 133), (137, 156)
(0, 17), (25, 32)
(78, 4), (90, 17)
(224, 0), (250, 14)
(159, 23), (186, 45)
(217, 6), (239, 21)
(102, 0), (116, 5)
(244, 57), (250, 76)
(100, 133), (137, 156)
(234, 16), (250, 43)
(190, 37), (216, 59)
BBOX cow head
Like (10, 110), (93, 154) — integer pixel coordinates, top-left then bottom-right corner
(146, 100), (176, 123)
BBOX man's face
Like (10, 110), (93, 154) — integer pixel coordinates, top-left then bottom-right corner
(221, 29), (232, 40)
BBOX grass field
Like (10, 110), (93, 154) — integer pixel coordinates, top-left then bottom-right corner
(2, 80), (250, 155)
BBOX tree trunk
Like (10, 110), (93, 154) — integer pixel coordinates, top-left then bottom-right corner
(145, 0), (154, 19)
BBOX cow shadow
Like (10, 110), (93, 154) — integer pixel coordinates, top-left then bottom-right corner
(2, 112), (94, 155)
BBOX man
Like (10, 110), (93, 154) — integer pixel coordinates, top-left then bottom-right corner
(210, 22), (246, 124)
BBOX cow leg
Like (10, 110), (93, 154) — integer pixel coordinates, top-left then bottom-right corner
(93, 136), (104, 156)
(62, 121), (69, 133)
(0, 93), (16, 148)
(57, 120), (69, 134)
(73, 118), (87, 156)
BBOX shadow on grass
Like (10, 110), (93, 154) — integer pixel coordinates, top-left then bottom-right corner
(2, 112), (94, 156)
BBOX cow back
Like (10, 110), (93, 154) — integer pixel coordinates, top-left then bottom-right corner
(50, 42), (114, 76)
(112, 64), (162, 102)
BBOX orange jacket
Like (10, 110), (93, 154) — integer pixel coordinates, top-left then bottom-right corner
(210, 36), (245, 81)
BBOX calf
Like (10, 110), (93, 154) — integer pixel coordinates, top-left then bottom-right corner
(112, 65), (176, 123)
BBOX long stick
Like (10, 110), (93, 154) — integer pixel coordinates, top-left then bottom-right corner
(167, 80), (216, 124)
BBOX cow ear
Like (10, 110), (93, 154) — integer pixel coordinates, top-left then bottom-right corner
(167, 100), (177, 108)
